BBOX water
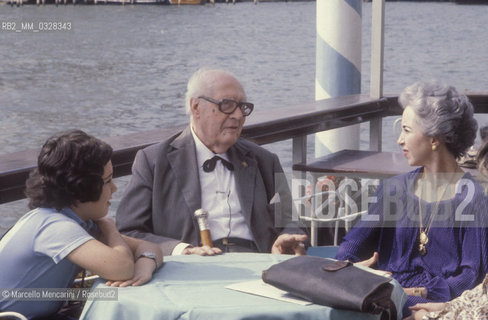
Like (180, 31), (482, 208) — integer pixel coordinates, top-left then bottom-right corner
(1, 2), (488, 235)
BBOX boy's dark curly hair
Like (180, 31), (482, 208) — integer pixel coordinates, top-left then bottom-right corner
(25, 130), (113, 211)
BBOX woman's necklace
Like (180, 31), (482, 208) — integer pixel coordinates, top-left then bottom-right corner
(417, 173), (455, 256)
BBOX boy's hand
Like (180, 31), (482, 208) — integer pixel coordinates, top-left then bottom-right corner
(105, 257), (155, 287)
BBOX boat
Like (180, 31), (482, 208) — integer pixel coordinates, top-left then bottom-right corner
(168, 0), (203, 4)
(455, 0), (488, 3)
(89, 0), (169, 4)
(0, 0), (204, 5)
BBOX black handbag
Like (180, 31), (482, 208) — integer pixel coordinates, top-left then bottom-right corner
(262, 256), (397, 320)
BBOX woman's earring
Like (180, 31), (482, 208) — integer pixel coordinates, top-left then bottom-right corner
(432, 144), (437, 151)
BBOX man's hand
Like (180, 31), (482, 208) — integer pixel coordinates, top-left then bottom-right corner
(271, 234), (307, 255)
(182, 245), (222, 256)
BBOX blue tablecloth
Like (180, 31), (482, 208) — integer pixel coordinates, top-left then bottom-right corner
(80, 253), (406, 320)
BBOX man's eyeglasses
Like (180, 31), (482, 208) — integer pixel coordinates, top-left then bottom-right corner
(198, 96), (254, 117)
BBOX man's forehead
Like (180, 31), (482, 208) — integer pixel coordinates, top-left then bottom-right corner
(207, 74), (245, 97)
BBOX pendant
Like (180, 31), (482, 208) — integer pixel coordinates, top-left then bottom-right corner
(419, 231), (429, 245)
(419, 231), (428, 256)
(419, 243), (427, 256)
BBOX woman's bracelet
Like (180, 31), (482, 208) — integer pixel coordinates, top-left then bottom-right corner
(412, 287), (425, 297)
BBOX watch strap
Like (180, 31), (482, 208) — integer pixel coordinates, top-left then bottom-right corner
(137, 251), (159, 270)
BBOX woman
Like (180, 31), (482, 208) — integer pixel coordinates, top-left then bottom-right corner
(335, 80), (488, 316)
(0, 130), (163, 319)
(406, 138), (488, 320)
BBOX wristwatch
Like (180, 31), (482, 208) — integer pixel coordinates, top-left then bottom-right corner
(137, 251), (159, 269)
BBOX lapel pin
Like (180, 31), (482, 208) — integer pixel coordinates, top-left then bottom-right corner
(241, 161), (248, 168)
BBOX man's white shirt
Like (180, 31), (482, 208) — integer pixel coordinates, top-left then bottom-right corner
(171, 128), (254, 255)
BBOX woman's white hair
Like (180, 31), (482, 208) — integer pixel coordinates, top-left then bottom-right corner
(398, 79), (477, 158)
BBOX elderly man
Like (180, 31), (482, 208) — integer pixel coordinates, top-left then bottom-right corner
(116, 67), (307, 256)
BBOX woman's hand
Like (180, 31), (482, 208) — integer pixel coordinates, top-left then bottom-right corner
(405, 302), (447, 320)
(355, 252), (378, 267)
(403, 309), (427, 320)
(354, 252), (392, 276)
(409, 302), (447, 313)
(404, 287), (427, 298)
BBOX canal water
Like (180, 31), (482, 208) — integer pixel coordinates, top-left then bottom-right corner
(1, 1), (488, 235)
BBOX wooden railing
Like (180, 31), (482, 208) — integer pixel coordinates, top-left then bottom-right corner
(2, 93), (488, 205)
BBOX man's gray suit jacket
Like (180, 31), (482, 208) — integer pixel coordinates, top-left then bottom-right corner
(116, 126), (300, 255)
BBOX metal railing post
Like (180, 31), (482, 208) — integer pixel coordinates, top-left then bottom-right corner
(292, 135), (308, 227)
(369, 0), (385, 152)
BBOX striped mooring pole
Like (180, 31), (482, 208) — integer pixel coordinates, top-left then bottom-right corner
(315, 0), (362, 157)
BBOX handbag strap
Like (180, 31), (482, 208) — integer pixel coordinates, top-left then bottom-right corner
(373, 299), (397, 320)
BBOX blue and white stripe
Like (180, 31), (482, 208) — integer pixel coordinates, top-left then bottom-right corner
(315, 0), (362, 100)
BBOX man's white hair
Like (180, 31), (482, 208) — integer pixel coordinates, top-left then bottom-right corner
(184, 67), (238, 115)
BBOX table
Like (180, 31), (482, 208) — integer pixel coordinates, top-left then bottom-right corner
(80, 253), (406, 320)
(293, 149), (478, 178)
(292, 149), (416, 179)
